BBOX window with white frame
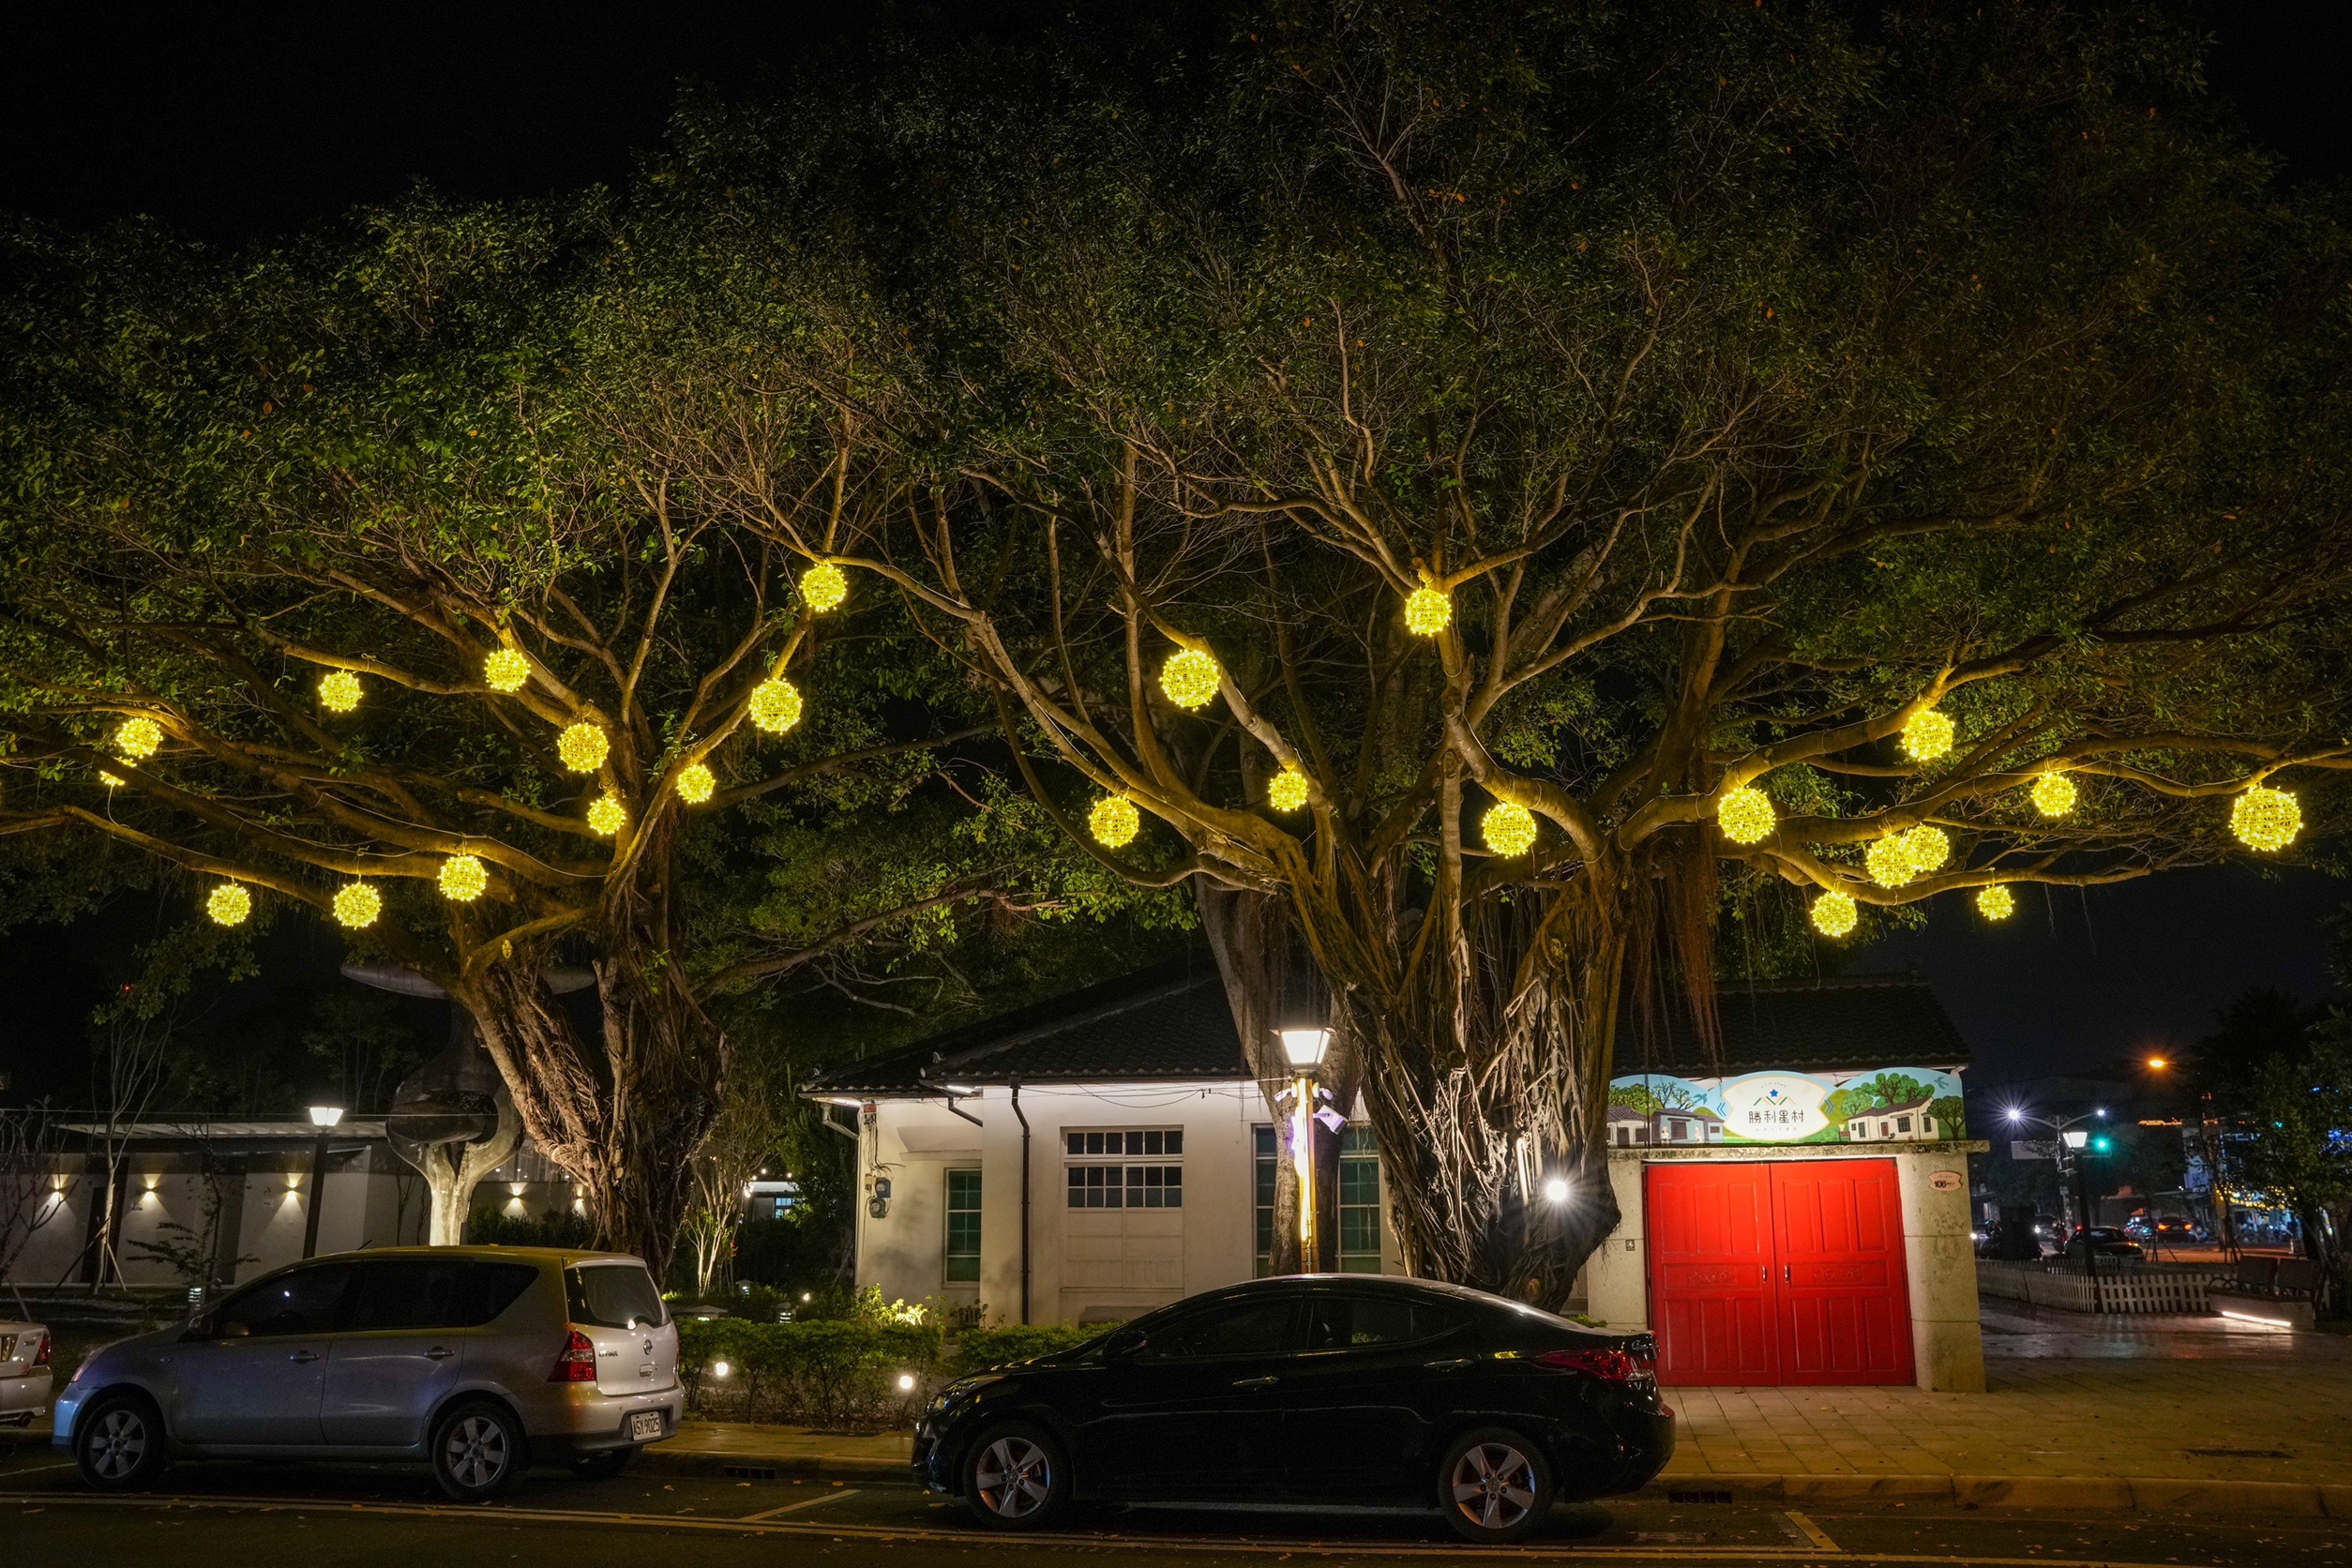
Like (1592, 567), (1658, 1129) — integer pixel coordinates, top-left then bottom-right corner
(943, 1168), (981, 1285)
(1063, 1128), (1184, 1209)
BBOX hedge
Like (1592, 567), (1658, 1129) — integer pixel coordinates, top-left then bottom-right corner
(951, 1322), (1113, 1376)
(676, 1317), (943, 1429)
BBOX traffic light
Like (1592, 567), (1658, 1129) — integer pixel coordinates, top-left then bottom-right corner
(2088, 1133), (2114, 1155)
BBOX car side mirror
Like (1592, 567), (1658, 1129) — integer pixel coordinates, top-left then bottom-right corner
(1102, 1328), (1147, 1360)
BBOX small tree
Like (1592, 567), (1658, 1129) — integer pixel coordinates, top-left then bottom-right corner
(680, 1042), (792, 1298)
(2237, 1033), (2352, 1319)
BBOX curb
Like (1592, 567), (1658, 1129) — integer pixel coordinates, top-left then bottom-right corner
(1644, 1471), (2352, 1519)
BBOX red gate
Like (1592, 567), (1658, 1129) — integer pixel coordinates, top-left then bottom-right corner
(1646, 1159), (1913, 1387)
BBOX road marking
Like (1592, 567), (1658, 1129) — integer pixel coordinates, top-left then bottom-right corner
(740, 1488), (860, 1521)
(0, 1462), (75, 1478)
(1782, 1511), (1842, 1552)
(0, 1490), (2206, 1565)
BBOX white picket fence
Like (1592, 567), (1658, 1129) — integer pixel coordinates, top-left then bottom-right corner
(1976, 1259), (2224, 1315)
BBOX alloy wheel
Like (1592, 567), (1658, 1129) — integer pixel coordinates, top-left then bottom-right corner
(87, 1409), (147, 1481)
(443, 1414), (510, 1490)
(972, 1436), (1051, 1518)
(1450, 1440), (1538, 1532)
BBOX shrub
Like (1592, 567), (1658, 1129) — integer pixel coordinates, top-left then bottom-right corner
(952, 1323), (1113, 1377)
(677, 1315), (944, 1430)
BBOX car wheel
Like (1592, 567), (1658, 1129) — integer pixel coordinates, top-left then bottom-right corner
(567, 1446), (638, 1482)
(431, 1399), (528, 1500)
(961, 1421), (1069, 1530)
(75, 1393), (170, 1491)
(1439, 1426), (1555, 1544)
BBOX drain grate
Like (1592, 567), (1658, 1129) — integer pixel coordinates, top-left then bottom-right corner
(2184, 1448), (2291, 1459)
(1667, 1487), (1736, 1504)
(723, 1465), (781, 1480)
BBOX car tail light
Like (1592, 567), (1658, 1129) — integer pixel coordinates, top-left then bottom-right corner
(31, 1333), (51, 1368)
(550, 1329), (597, 1383)
(1534, 1347), (1653, 1381)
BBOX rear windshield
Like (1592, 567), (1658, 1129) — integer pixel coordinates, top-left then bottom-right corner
(566, 1262), (667, 1329)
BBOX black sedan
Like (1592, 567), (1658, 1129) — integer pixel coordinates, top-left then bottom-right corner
(912, 1274), (1673, 1543)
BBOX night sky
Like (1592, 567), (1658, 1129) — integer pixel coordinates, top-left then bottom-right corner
(1, 3), (2346, 1096)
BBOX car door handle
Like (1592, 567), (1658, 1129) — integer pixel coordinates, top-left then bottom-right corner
(1425, 1358), (1474, 1371)
(424, 1348), (456, 1361)
(1231, 1376), (1278, 1389)
(288, 1350), (323, 1364)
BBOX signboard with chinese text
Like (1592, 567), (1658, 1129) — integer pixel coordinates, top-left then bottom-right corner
(1606, 1065), (1966, 1146)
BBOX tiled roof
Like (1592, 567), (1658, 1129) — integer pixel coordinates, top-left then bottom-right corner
(1616, 973), (1971, 1075)
(804, 957), (1249, 1097)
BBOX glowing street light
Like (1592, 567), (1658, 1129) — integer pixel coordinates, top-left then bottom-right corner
(1278, 1026), (1332, 1271)
(302, 1104), (344, 1259)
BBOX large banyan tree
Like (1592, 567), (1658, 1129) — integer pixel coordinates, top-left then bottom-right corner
(713, 1), (2352, 1293)
(0, 198), (1104, 1274)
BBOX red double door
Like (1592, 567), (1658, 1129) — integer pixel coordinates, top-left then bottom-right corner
(1646, 1159), (1914, 1386)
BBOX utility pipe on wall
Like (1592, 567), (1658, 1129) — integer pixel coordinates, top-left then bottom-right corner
(1010, 1075), (1031, 1326)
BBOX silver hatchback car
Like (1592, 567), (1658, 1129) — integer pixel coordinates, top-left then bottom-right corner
(53, 1246), (680, 1500)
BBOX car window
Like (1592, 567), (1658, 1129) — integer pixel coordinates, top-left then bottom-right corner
(1303, 1294), (1459, 1351)
(212, 1264), (354, 1337)
(566, 1262), (667, 1329)
(346, 1259), (541, 1331)
(1141, 1298), (1298, 1361)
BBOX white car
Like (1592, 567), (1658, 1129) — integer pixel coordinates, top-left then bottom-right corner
(0, 1319), (53, 1427)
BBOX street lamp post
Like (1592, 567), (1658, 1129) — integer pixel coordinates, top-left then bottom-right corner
(1278, 1028), (1331, 1273)
(303, 1105), (344, 1259)
(2006, 1105), (2111, 1310)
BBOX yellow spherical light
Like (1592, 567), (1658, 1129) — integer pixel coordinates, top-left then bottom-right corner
(1159, 648), (1221, 710)
(317, 670), (362, 714)
(747, 677), (804, 734)
(1811, 890), (1858, 938)
(2030, 772), (2077, 818)
(483, 646), (532, 693)
(1267, 766), (1310, 813)
(1404, 585), (1452, 637)
(1864, 835), (1917, 889)
(438, 854), (488, 903)
(206, 883), (252, 927)
(1482, 801), (1537, 857)
(1090, 795), (1140, 849)
(1900, 824), (1951, 875)
(116, 716), (162, 761)
(2231, 786), (2300, 852)
(1717, 786), (1776, 845)
(333, 882), (383, 929)
(557, 722), (609, 773)
(676, 762), (716, 804)
(1902, 708), (1955, 762)
(1976, 884), (2015, 921)
(586, 793), (627, 836)
(800, 561), (849, 613)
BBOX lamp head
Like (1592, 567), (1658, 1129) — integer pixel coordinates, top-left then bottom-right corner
(2061, 1128), (2089, 1150)
(2006, 1108), (2024, 1123)
(1541, 1176), (1571, 1204)
(1278, 1027), (1331, 1069)
(308, 1105), (344, 1128)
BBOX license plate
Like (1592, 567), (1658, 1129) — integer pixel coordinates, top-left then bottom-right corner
(628, 1410), (662, 1442)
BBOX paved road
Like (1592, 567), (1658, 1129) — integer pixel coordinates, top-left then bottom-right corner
(4, 1445), (2346, 1568)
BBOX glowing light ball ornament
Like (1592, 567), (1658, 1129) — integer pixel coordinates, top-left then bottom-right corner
(1267, 766), (1310, 813)
(1811, 890), (1858, 938)
(557, 722), (610, 773)
(1404, 585), (1453, 637)
(747, 677), (803, 734)
(2030, 773), (2077, 818)
(483, 647), (532, 693)
(1090, 795), (1140, 849)
(586, 793), (626, 836)
(206, 883), (251, 927)
(2231, 786), (2300, 852)
(333, 882), (383, 929)
(1482, 802), (1537, 857)
(116, 717), (162, 761)
(800, 562), (849, 613)
(1902, 707), (1955, 762)
(317, 671), (362, 714)
(1864, 835), (1918, 889)
(1716, 786), (1776, 845)
(1159, 648), (1221, 710)
(676, 762), (716, 804)
(1976, 884), (2015, 921)
(438, 854), (488, 903)
(98, 769), (124, 789)
(1900, 824), (1951, 875)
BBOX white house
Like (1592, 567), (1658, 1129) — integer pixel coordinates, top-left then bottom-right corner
(1845, 1095), (1946, 1142)
(804, 958), (1401, 1328)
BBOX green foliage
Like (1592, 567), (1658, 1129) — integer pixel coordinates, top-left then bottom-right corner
(675, 1314), (944, 1429)
(952, 1322), (1112, 1376)
(465, 1205), (596, 1249)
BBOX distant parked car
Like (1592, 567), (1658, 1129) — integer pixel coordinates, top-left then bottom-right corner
(53, 1246), (678, 1500)
(2062, 1228), (2145, 1262)
(913, 1274), (1674, 1545)
(0, 1318), (53, 1427)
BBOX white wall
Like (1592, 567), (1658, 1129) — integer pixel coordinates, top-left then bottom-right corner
(1580, 1141), (1987, 1393)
